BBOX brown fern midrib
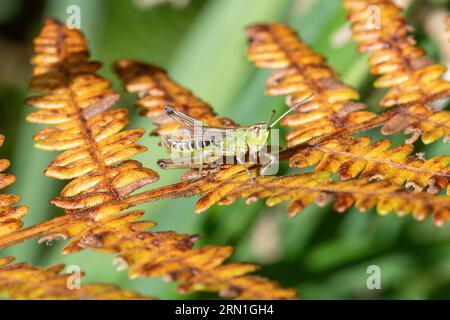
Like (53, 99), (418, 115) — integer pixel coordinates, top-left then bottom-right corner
(65, 87), (121, 202)
(1, 172), (447, 249)
(56, 26), (121, 203)
(137, 71), (207, 123)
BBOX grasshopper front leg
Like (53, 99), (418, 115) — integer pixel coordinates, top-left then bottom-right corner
(236, 153), (256, 183)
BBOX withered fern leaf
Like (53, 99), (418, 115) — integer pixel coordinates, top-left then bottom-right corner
(289, 136), (450, 193)
(246, 23), (382, 147)
(344, 0), (450, 144)
(114, 59), (235, 136)
(194, 170), (450, 226)
(0, 136), (151, 300)
(25, 19), (159, 211)
(0, 135), (29, 238)
(0, 257), (151, 300)
(0, 19), (296, 300)
(1, 6), (449, 299)
(246, 23), (449, 191)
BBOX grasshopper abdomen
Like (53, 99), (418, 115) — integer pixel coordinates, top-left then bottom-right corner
(161, 135), (220, 153)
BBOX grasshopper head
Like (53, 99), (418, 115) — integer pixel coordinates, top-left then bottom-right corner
(247, 123), (269, 148)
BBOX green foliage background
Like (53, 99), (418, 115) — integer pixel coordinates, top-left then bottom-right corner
(0, 0), (449, 299)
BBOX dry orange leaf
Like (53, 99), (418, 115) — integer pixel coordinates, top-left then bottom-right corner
(0, 136), (29, 238)
(290, 136), (450, 193)
(114, 59), (235, 136)
(344, 0), (450, 143)
(246, 23), (381, 148)
(0, 257), (151, 300)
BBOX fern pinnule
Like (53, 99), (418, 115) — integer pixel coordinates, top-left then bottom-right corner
(344, 0), (450, 144)
(114, 59), (235, 135)
(0, 256), (150, 300)
(0, 135), (29, 237)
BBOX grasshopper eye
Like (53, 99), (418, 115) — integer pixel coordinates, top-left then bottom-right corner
(165, 105), (175, 114)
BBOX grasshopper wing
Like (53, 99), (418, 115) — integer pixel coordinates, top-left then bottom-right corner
(165, 105), (205, 127)
(171, 125), (236, 142)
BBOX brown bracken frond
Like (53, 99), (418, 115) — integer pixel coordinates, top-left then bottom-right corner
(194, 170), (450, 226)
(114, 59), (235, 135)
(25, 19), (159, 212)
(246, 23), (381, 147)
(245, 22), (449, 189)
(247, 22), (450, 145)
(0, 256), (150, 300)
(35, 207), (295, 299)
(0, 136), (150, 300)
(289, 136), (450, 193)
(344, 0), (450, 144)
(0, 135), (29, 238)
(0, 200), (296, 299)
(0, 19), (296, 300)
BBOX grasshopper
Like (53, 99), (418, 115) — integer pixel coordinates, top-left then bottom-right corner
(157, 93), (314, 181)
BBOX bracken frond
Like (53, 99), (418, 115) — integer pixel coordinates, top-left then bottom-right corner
(0, 19), (296, 300)
(246, 23), (381, 147)
(344, 0), (450, 144)
(0, 137), (150, 299)
(245, 22), (449, 190)
(0, 135), (29, 237)
(247, 22), (450, 145)
(0, 256), (150, 300)
(114, 59), (235, 136)
(289, 136), (450, 193)
(193, 169), (450, 226)
(35, 207), (295, 299)
(25, 19), (159, 212)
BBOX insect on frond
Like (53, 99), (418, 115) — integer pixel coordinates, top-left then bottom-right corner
(158, 93), (314, 181)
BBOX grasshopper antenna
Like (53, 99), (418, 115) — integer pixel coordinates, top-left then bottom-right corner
(269, 93), (314, 128)
(265, 109), (276, 127)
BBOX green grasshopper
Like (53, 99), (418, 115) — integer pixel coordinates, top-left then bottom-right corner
(157, 93), (314, 181)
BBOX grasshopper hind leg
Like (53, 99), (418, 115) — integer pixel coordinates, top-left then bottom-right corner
(157, 152), (221, 180)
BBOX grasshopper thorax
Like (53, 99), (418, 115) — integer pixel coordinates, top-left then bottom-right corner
(246, 123), (270, 149)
